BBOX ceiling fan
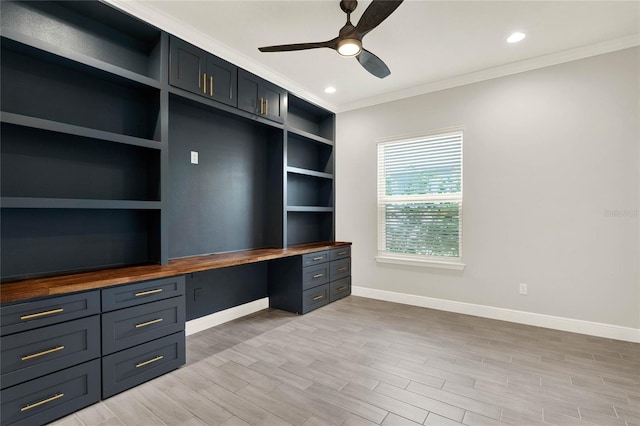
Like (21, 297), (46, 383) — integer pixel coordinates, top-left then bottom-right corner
(258, 0), (404, 79)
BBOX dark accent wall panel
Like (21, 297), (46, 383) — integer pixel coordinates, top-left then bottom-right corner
(168, 98), (283, 258)
(185, 263), (268, 320)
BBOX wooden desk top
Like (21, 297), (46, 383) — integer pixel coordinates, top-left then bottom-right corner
(0, 242), (351, 304)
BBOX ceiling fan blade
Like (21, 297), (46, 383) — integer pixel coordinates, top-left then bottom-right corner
(356, 49), (391, 78)
(355, 0), (403, 38)
(259, 38), (338, 53)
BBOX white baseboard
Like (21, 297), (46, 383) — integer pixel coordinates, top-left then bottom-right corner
(185, 298), (269, 336)
(352, 286), (640, 343)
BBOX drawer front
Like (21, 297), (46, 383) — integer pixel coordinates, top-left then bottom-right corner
(101, 296), (185, 355)
(302, 264), (330, 291)
(101, 276), (186, 312)
(330, 246), (351, 261)
(302, 284), (330, 314)
(1, 359), (100, 426)
(330, 277), (351, 302)
(102, 331), (185, 399)
(302, 251), (330, 267)
(1, 291), (100, 336)
(330, 258), (351, 281)
(1, 316), (100, 389)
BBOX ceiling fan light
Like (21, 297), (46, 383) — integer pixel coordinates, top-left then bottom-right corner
(337, 38), (362, 57)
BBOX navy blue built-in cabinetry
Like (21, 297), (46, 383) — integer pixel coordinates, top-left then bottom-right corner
(1, 1), (345, 423)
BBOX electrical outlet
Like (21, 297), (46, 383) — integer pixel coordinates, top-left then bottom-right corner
(519, 283), (528, 295)
(190, 151), (199, 164)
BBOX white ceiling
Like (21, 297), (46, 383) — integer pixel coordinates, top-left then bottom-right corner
(113, 0), (639, 112)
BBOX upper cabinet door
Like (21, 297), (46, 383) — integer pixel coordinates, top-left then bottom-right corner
(206, 55), (237, 107)
(237, 69), (286, 124)
(170, 37), (207, 96)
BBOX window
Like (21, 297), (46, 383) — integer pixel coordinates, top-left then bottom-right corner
(376, 130), (464, 269)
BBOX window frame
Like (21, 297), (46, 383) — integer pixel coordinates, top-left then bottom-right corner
(376, 128), (465, 270)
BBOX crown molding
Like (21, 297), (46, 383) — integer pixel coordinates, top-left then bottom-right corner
(337, 34), (640, 113)
(102, 0), (338, 112)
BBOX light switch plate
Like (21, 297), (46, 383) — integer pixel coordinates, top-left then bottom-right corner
(190, 151), (198, 164)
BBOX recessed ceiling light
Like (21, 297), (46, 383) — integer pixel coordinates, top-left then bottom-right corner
(324, 86), (337, 94)
(507, 32), (526, 43)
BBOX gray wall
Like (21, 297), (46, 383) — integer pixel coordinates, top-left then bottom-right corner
(336, 47), (639, 329)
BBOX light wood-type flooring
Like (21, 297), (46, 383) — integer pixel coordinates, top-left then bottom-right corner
(51, 296), (639, 426)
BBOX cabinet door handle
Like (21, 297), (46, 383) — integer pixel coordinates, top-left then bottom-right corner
(337, 286), (348, 292)
(338, 251), (347, 256)
(313, 256), (324, 261)
(21, 345), (65, 361)
(135, 318), (163, 328)
(265, 98), (268, 115)
(313, 273), (324, 279)
(136, 355), (164, 368)
(259, 97), (264, 115)
(338, 266), (348, 272)
(20, 308), (64, 320)
(21, 393), (64, 412)
(135, 288), (163, 297)
(203, 73), (207, 94)
(313, 295), (324, 301)
(210, 75), (214, 96)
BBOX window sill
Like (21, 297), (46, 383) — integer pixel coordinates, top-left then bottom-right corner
(375, 254), (465, 270)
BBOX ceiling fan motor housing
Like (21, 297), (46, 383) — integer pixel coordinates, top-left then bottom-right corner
(340, 0), (358, 14)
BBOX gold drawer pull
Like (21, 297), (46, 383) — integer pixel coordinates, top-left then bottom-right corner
(135, 288), (163, 297)
(265, 98), (268, 115)
(312, 256), (324, 261)
(22, 346), (65, 361)
(21, 308), (64, 320)
(21, 393), (64, 412)
(338, 266), (348, 272)
(202, 73), (207, 94)
(313, 295), (324, 301)
(337, 286), (348, 292)
(136, 355), (164, 368)
(259, 97), (264, 115)
(338, 251), (347, 256)
(313, 273), (324, 279)
(210, 75), (214, 96)
(135, 318), (163, 328)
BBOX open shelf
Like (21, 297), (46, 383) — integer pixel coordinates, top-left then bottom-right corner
(0, 112), (161, 150)
(286, 126), (333, 146)
(1, 39), (161, 141)
(287, 167), (333, 180)
(1, 123), (161, 202)
(0, 1), (162, 82)
(0, 208), (161, 282)
(1, 198), (161, 210)
(287, 94), (335, 141)
(287, 211), (334, 246)
(287, 173), (333, 208)
(287, 206), (334, 213)
(287, 132), (334, 175)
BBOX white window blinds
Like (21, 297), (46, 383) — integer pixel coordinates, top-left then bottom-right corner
(377, 131), (463, 266)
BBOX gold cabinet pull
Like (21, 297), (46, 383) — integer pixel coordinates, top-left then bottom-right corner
(21, 393), (64, 412)
(20, 308), (64, 320)
(265, 98), (268, 115)
(338, 266), (348, 272)
(210, 76), (214, 96)
(313, 295), (324, 301)
(135, 318), (163, 328)
(21, 345), (65, 361)
(136, 355), (164, 368)
(312, 273), (324, 279)
(202, 73), (207, 94)
(135, 288), (163, 297)
(312, 256), (324, 261)
(259, 97), (264, 115)
(337, 286), (348, 292)
(338, 251), (347, 256)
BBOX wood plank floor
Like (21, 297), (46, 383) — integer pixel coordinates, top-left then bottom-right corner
(51, 296), (639, 426)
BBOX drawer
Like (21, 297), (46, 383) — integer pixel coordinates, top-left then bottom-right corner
(1, 316), (100, 389)
(101, 296), (185, 355)
(302, 251), (330, 267)
(1, 359), (100, 426)
(330, 277), (351, 302)
(330, 246), (351, 261)
(302, 284), (330, 314)
(1, 291), (100, 336)
(302, 264), (330, 291)
(102, 331), (185, 399)
(330, 258), (351, 281)
(102, 276), (185, 312)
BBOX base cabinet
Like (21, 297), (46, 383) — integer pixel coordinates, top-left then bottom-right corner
(269, 246), (351, 314)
